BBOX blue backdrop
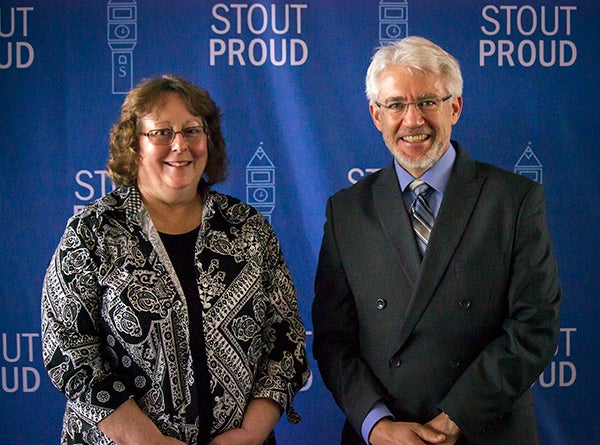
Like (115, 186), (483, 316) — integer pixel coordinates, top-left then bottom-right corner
(1, 1), (599, 443)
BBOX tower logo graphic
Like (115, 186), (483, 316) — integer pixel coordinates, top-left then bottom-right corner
(246, 142), (276, 222)
(107, 0), (137, 94)
(514, 142), (543, 184)
(379, 0), (409, 45)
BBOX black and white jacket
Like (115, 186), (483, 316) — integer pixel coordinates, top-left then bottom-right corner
(42, 185), (309, 444)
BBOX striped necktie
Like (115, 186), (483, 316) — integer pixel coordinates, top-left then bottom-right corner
(409, 179), (435, 254)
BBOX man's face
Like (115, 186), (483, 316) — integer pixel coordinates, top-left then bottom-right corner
(370, 66), (462, 178)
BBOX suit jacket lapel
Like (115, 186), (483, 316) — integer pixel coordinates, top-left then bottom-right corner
(373, 164), (421, 288)
(395, 144), (486, 350)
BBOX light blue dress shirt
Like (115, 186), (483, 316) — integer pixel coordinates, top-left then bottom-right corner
(360, 143), (456, 443)
(395, 143), (456, 217)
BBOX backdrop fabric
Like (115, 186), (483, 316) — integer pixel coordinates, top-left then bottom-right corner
(1, 1), (598, 443)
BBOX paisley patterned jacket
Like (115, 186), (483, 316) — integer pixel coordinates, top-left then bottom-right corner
(42, 185), (310, 444)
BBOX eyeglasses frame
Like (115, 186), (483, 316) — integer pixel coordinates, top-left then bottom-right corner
(374, 94), (453, 116)
(139, 125), (208, 145)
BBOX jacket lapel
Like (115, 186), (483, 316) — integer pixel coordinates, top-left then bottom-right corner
(395, 144), (486, 350)
(373, 164), (421, 288)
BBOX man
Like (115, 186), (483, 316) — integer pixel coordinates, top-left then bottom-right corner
(312, 36), (561, 445)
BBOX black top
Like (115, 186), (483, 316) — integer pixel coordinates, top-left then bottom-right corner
(159, 226), (212, 443)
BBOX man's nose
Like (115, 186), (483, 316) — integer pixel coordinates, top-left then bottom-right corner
(402, 103), (425, 126)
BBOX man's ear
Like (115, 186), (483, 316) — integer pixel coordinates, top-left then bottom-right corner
(369, 103), (383, 132)
(451, 96), (463, 125)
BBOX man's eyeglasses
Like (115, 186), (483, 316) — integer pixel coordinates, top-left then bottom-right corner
(140, 125), (207, 145)
(375, 95), (453, 116)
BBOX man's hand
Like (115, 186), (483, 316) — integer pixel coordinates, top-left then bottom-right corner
(425, 413), (462, 445)
(369, 418), (447, 445)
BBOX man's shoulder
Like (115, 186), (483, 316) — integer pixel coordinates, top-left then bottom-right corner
(473, 158), (539, 191)
(454, 142), (539, 190)
(330, 164), (392, 202)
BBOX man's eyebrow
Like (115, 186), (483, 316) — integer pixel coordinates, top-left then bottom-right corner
(382, 93), (439, 103)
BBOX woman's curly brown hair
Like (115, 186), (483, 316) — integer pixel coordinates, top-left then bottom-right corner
(107, 74), (228, 186)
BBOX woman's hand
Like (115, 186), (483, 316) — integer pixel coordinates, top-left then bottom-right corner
(207, 427), (261, 445)
(97, 398), (186, 445)
(160, 436), (187, 445)
(161, 438), (187, 445)
(208, 398), (282, 445)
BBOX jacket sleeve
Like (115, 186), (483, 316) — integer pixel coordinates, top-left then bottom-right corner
(41, 215), (133, 424)
(312, 197), (390, 434)
(252, 218), (310, 423)
(438, 182), (562, 436)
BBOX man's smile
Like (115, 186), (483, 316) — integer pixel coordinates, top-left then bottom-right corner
(400, 134), (430, 143)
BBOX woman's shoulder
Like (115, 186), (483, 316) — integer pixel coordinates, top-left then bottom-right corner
(206, 188), (262, 223)
(206, 189), (258, 219)
(68, 186), (136, 225)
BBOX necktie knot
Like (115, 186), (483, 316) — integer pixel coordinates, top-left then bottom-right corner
(409, 179), (430, 197)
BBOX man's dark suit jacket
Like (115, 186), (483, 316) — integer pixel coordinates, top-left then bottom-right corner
(312, 142), (561, 445)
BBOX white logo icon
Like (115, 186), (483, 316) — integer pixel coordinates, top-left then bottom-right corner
(246, 142), (276, 222)
(379, 0), (409, 45)
(107, 0), (137, 94)
(514, 142), (543, 184)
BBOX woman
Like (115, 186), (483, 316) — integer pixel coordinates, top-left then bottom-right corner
(41, 74), (310, 445)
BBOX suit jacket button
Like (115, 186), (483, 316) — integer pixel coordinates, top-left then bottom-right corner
(389, 357), (402, 368)
(449, 360), (461, 369)
(458, 299), (472, 309)
(376, 299), (387, 310)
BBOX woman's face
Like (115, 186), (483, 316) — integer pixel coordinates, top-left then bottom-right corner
(136, 92), (208, 206)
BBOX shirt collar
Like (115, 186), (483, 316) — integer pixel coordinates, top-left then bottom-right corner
(394, 142), (456, 194)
